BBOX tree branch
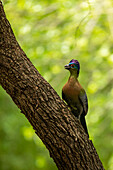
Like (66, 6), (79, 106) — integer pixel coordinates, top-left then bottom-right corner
(0, 1), (104, 169)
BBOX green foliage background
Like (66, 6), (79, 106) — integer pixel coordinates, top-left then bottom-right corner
(0, 0), (113, 169)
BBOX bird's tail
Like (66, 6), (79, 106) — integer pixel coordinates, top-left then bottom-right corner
(80, 113), (89, 138)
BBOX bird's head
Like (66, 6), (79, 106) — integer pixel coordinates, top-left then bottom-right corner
(64, 59), (80, 77)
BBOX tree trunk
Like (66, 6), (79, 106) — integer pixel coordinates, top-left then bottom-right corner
(0, 1), (104, 170)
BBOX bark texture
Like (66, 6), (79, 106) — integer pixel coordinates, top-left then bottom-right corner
(0, 1), (104, 170)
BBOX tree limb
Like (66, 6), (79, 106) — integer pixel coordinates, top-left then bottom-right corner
(0, 1), (104, 169)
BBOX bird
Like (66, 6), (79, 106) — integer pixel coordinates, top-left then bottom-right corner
(62, 59), (89, 137)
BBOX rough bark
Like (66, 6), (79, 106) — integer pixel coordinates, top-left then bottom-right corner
(0, 1), (104, 170)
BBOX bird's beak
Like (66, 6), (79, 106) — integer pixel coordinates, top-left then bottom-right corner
(64, 64), (70, 70)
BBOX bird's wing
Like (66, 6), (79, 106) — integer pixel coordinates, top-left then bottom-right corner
(79, 89), (88, 116)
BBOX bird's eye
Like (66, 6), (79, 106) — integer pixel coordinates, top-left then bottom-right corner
(70, 64), (74, 67)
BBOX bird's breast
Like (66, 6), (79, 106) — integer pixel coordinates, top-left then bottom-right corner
(62, 79), (82, 104)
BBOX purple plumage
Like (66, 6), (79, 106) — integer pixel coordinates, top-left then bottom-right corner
(69, 59), (80, 76)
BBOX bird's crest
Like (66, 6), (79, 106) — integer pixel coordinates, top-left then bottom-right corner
(69, 59), (80, 76)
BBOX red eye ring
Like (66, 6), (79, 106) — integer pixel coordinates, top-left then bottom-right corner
(71, 64), (74, 67)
